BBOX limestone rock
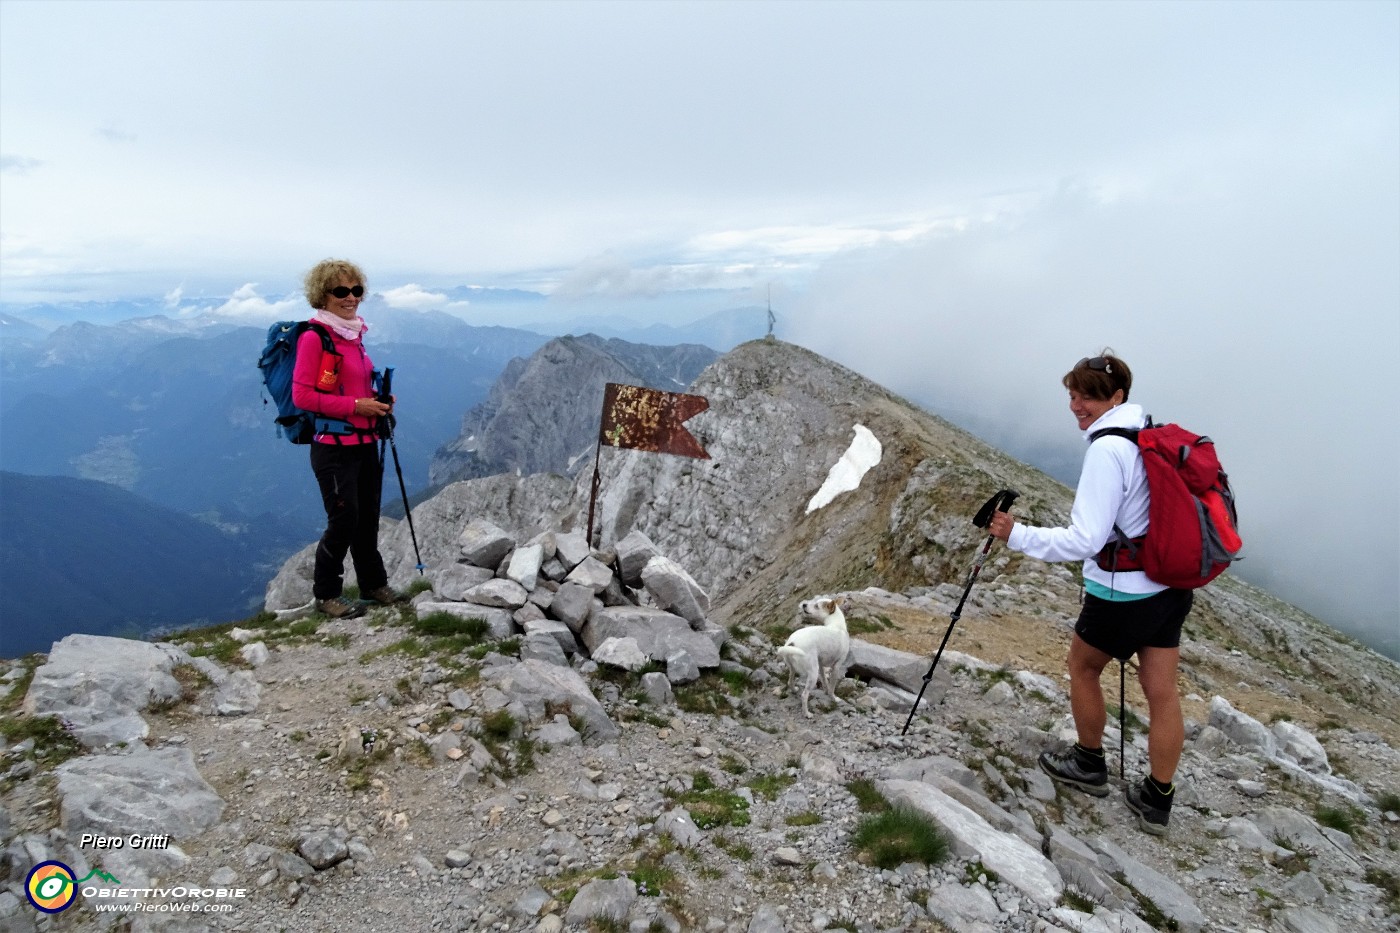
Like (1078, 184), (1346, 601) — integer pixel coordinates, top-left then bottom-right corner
(415, 601), (516, 640)
(462, 578), (530, 610)
(564, 876), (635, 927)
(1089, 837), (1207, 933)
(615, 530), (660, 588)
(548, 582), (597, 632)
(564, 556), (614, 593)
(434, 563), (497, 600)
(480, 659), (619, 743)
(582, 606), (721, 669)
(23, 635), (190, 748)
(56, 746), (224, 840)
(592, 637), (650, 672)
(1272, 720), (1330, 773)
(554, 530), (592, 571)
(878, 778), (1063, 908)
(507, 543), (544, 591)
(460, 518), (515, 569)
(845, 638), (941, 698)
(297, 831), (350, 870)
(641, 555), (710, 627)
(1208, 695), (1277, 756)
(214, 670), (262, 716)
(520, 632), (570, 667)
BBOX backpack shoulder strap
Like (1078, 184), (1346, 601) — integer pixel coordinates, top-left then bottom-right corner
(1089, 427), (1140, 444)
(304, 320), (338, 354)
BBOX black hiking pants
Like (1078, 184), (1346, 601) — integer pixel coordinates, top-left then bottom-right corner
(310, 441), (389, 600)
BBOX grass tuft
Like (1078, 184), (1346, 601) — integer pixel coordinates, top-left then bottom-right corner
(0, 714), (83, 769)
(1315, 803), (1364, 837)
(403, 578), (434, 599)
(667, 772), (751, 829)
(851, 807), (949, 869)
(1365, 867), (1400, 913)
(413, 612), (489, 641)
(749, 772), (796, 801)
(846, 778), (889, 813)
(1061, 888), (1097, 913)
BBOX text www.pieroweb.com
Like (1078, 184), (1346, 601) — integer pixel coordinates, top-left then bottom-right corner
(84, 886), (246, 914)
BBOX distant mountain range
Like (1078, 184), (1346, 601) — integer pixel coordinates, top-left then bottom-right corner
(0, 310), (549, 532)
(525, 306), (772, 350)
(0, 300), (770, 523)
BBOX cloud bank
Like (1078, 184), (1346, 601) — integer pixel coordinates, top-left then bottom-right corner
(190, 284), (303, 322)
(379, 284), (471, 313)
(789, 136), (1399, 655)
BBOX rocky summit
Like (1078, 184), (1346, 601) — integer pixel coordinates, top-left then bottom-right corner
(2, 338), (1398, 933)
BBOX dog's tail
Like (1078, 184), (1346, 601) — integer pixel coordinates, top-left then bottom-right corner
(777, 646), (803, 658)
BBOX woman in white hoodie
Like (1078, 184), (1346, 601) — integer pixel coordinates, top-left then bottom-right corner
(988, 352), (1192, 836)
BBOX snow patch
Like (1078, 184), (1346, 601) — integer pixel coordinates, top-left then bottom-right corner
(806, 424), (883, 514)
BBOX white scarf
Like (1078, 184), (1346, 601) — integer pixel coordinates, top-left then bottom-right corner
(314, 310), (367, 341)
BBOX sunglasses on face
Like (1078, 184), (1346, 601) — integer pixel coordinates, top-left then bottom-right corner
(329, 285), (364, 299)
(1078, 356), (1113, 374)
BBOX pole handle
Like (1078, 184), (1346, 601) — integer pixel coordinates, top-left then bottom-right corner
(373, 367), (396, 439)
(972, 488), (1020, 528)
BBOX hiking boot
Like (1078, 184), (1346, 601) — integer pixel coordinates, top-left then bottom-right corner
(1125, 780), (1171, 835)
(1038, 746), (1110, 797)
(316, 596), (365, 619)
(364, 586), (403, 606)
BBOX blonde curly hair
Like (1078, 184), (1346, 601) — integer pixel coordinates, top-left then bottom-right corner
(304, 259), (367, 310)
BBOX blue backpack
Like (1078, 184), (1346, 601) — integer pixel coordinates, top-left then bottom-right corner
(258, 320), (351, 444)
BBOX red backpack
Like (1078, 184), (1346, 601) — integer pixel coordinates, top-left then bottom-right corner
(1091, 419), (1242, 589)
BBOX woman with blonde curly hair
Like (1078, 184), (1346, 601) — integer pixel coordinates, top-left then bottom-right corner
(292, 258), (401, 619)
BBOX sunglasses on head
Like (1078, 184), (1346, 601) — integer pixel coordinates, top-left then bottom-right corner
(1078, 356), (1113, 374)
(329, 285), (364, 299)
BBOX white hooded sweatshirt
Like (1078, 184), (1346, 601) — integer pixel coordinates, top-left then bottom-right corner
(1007, 402), (1166, 596)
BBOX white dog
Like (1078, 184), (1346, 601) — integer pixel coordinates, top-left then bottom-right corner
(777, 597), (850, 717)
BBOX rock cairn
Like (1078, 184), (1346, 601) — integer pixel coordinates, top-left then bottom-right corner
(268, 521), (727, 698)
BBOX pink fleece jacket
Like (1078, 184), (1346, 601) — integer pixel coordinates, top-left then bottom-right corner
(290, 321), (378, 445)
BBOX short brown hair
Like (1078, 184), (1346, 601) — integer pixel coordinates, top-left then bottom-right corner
(304, 259), (367, 310)
(1063, 350), (1132, 402)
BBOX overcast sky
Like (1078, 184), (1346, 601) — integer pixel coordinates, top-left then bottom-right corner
(2, 0), (1396, 654)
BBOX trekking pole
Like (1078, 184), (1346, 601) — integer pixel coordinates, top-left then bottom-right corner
(902, 488), (1020, 735)
(1115, 658), (1144, 779)
(376, 368), (425, 575)
(1119, 661), (1126, 780)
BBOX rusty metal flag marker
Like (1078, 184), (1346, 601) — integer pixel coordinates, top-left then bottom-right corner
(587, 383), (711, 545)
(599, 383), (711, 459)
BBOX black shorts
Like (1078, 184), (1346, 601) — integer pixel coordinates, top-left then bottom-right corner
(1074, 588), (1194, 661)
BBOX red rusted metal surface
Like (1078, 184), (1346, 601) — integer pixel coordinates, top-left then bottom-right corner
(598, 383), (710, 460)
